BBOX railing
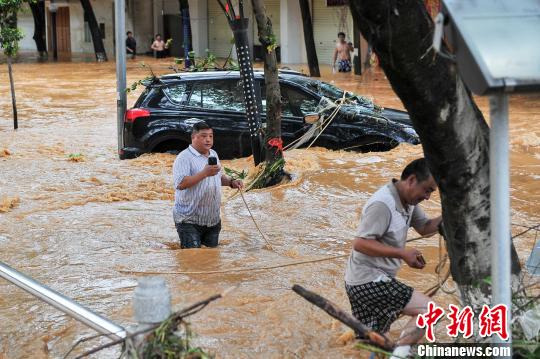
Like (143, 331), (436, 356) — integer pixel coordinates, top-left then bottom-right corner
(0, 261), (127, 340)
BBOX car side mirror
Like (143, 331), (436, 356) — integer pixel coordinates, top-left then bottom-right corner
(304, 113), (319, 124)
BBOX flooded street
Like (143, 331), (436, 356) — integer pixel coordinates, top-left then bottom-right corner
(1, 58), (539, 358)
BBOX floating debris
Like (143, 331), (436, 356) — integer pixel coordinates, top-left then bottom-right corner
(0, 197), (20, 213)
(67, 153), (85, 162)
(0, 149), (11, 157)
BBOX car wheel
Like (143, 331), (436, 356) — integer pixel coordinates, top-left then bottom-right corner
(153, 139), (189, 154)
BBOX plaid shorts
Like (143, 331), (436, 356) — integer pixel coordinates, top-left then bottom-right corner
(345, 278), (413, 334)
(338, 59), (352, 72)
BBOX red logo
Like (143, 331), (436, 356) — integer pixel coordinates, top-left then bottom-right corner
(479, 304), (509, 340)
(446, 304), (474, 338)
(417, 303), (509, 342)
(416, 302), (445, 342)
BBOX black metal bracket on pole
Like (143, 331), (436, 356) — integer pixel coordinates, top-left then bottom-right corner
(217, 0), (263, 165)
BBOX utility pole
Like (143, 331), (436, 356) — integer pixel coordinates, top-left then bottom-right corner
(115, 0), (127, 157)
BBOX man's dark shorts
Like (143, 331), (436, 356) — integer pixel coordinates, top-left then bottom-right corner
(338, 59), (352, 72)
(345, 278), (413, 335)
(175, 222), (221, 249)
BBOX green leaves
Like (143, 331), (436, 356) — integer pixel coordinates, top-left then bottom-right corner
(126, 76), (155, 93)
(224, 167), (248, 180)
(264, 33), (278, 54)
(0, 0), (25, 10)
(0, 0), (24, 57)
(141, 318), (212, 359)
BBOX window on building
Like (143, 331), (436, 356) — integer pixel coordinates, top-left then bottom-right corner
(84, 22), (92, 43)
(82, 16), (105, 41)
(83, 13), (91, 43)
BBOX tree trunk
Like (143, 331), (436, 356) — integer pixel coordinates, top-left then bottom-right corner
(217, 0), (264, 166)
(29, 1), (47, 56)
(7, 56), (18, 130)
(348, 0), (521, 311)
(252, 0), (284, 168)
(79, 0), (107, 62)
(298, 0), (320, 77)
(179, 0), (193, 68)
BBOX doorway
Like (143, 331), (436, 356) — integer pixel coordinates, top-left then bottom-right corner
(47, 7), (71, 56)
(163, 14), (183, 58)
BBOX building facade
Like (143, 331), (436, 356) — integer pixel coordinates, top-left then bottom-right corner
(17, 0), (356, 65)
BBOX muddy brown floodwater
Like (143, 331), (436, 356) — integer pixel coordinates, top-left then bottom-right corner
(0, 58), (539, 358)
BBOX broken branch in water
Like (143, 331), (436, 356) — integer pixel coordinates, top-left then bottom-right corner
(291, 284), (395, 351)
(70, 290), (229, 359)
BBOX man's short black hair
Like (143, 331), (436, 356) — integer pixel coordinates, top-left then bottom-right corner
(126, 31), (132, 36)
(337, 32), (346, 38)
(191, 121), (211, 134)
(401, 158), (432, 182)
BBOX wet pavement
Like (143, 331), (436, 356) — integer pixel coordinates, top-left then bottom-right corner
(0, 57), (539, 358)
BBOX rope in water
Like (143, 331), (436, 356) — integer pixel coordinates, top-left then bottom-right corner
(238, 188), (273, 248)
(118, 254), (348, 275)
(283, 92), (347, 151)
(119, 232), (442, 277)
(305, 95), (346, 150)
(119, 224), (538, 300)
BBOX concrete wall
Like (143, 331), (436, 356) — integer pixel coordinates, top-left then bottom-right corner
(131, 0), (153, 54)
(136, 0), (208, 58)
(17, 0), (134, 57)
(280, 0), (306, 64)
(16, 3), (37, 52)
(313, 0), (353, 64)
(189, 0), (208, 57)
(15, 0), (354, 65)
(68, 0), (115, 55)
(207, 1), (234, 58)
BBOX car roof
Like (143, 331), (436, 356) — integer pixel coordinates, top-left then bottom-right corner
(158, 69), (309, 85)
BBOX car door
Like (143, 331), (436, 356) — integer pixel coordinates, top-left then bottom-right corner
(257, 81), (320, 147)
(279, 85), (320, 147)
(181, 79), (249, 158)
(140, 83), (192, 148)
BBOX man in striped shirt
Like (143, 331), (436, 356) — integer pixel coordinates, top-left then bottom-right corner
(172, 121), (243, 248)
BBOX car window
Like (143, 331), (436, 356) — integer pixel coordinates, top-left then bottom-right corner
(289, 77), (379, 110)
(187, 80), (245, 112)
(135, 87), (151, 107)
(282, 86), (319, 116)
(259, 84), (294, 117)
(163, 83), (188, 105)
(147, 89), (173, 108)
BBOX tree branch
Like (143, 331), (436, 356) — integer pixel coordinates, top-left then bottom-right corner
(70, 293), (225, 359)
(292, 285), (394, 351)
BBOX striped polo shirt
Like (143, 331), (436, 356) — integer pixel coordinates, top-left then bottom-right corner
(345, 180), (429, 285)
(172, 145), (222, 226)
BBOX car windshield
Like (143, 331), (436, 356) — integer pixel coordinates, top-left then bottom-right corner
(287, 77), (381, 111)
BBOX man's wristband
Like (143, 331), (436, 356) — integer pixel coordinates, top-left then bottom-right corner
(229, 179), (235, 188)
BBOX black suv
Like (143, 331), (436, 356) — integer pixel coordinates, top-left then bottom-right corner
(120, 70), (418, 159)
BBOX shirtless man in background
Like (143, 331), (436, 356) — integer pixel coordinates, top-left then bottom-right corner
(332, 32), (354, 72)
(151, 34), (168, 59)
